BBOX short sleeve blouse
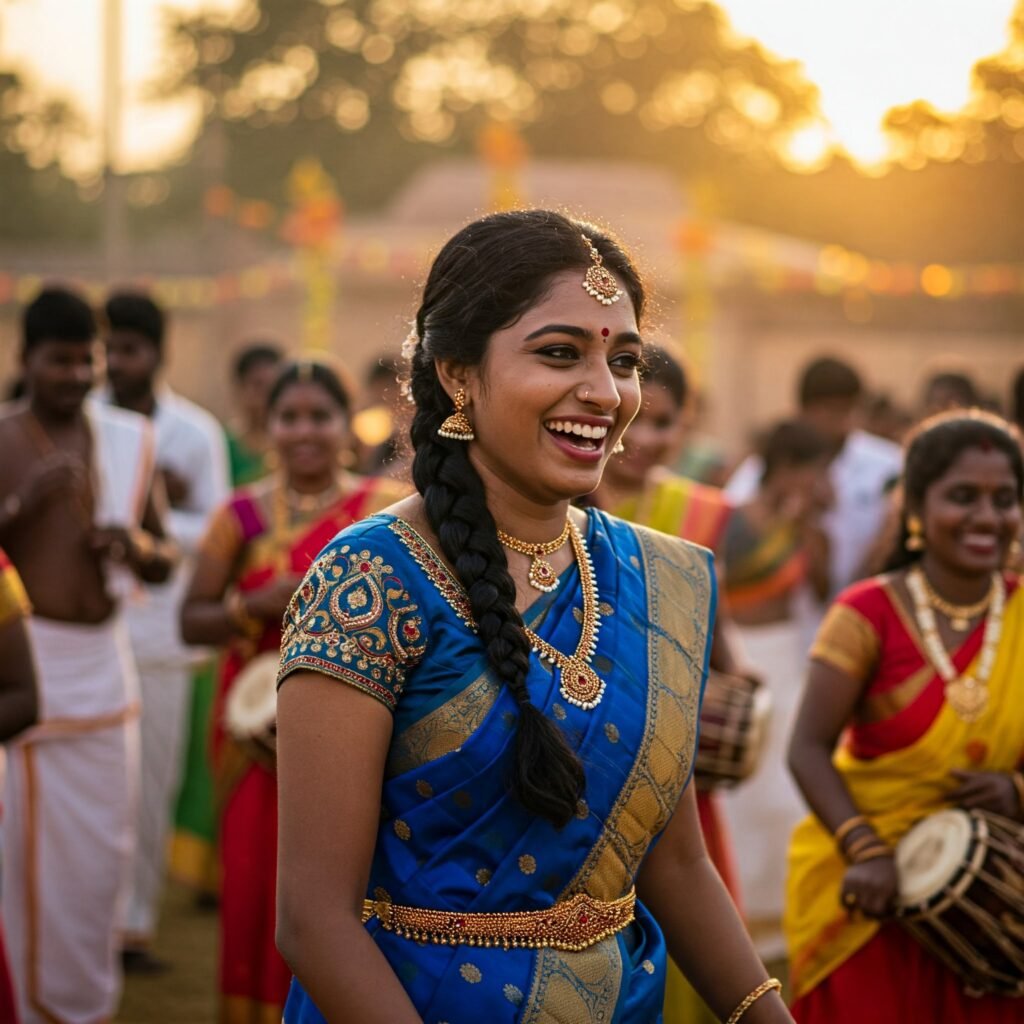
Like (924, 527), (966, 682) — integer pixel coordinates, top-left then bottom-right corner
(277, 521), (428, 712)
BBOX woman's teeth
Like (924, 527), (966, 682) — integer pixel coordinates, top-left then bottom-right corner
(544, 420), (609, 451)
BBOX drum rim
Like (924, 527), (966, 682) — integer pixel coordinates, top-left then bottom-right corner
(896, 809), (984, 914)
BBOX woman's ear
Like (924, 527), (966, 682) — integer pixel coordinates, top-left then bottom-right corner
(434, 359), (479, 407)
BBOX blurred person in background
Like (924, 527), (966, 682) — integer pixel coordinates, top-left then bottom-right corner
(226, 342), (284, 486)
(727, 356), (902, 642)
(921, 368), (980, 418)
(352, 353), (404, 476)
(674, 390), (731, 488)
(102, 290), (231, 972)
(591, 343), (758, 1024)
(180, 360), (406, 1023)
(785, 410), (1023, 1024)
(0, 286), (174, 1024)
(0, 548), (39, 1024)
(719, 420), (832, 960)
(863, 393), (913, 445)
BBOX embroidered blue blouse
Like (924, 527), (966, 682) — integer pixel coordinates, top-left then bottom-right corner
(277, 508), (715, 1023)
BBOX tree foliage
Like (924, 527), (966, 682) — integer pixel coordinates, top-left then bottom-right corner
(0, 71), (94, 241)
(154, 0), (820, 210)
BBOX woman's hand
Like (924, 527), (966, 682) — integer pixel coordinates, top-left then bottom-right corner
(948, 770), (1020, 818)
(839, 856), (899, 920)
(243, 574), (303, 621)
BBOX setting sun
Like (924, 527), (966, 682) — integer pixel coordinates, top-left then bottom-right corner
(717, 0), (1017, 168)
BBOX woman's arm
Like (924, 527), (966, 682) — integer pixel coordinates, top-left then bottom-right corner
(276, 672), (422, 1023)
(638, 784), (791, 1023)
(787, 659), (898, 918)
(0, 617), (38, 742)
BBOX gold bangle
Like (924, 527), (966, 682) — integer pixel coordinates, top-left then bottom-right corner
(851, 845), (893, 864)
(834, 814), (869, 847)
(225, 590), (260, 636)
(726, 978), (783, 1024)
(843, 832), (882, 860)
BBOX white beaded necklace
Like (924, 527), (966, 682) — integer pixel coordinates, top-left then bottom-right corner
(906, 567), (1004, 723)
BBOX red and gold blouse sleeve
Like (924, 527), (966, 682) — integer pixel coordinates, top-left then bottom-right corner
(277, 535), (427, 712)
(0, 548), (31, 628)
(810, 580), (884, 683)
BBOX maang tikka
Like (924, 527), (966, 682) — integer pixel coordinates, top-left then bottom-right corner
(437, 388), (475, 441)
(581, 234), (623, 306)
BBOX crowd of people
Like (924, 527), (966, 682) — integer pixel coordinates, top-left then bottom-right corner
(0, 208), (1021, 1024)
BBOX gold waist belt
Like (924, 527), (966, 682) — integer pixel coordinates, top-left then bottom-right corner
(361, 887), (636, 952)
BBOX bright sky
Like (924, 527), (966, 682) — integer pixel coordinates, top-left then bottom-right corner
(0, 0), (1017, 175)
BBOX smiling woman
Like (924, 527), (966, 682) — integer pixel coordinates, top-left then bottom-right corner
(272, 209), (793, 1024)
(785, 409), (1024, 1024)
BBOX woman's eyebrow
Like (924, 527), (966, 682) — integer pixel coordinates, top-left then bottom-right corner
(523, 324), (643, 345)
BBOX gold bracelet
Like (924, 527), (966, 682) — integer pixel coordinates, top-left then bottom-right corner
(225, 590), (260, 636)
(833, 814), (869, 847)
(726, 978), (783, 1024)
(843, 832), (882, 861)
(851, 845), (893, 865)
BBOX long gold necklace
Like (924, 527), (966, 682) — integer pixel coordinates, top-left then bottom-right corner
(917, 571), (995, 632)
(906, 567), (1004, 722)
(524, 520), (605, 710)
(498, 517), (572, 593)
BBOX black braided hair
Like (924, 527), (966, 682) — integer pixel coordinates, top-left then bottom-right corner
(407, 210), (644, 827)
(882, 409), (1024, 572)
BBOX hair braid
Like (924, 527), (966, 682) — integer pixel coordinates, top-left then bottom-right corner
(410, 370), (585, 827)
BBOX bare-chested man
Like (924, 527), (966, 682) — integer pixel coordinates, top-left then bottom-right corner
(0, 286), (174, 1024)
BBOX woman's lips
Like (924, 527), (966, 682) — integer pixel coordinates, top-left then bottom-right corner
(544, 426), (606, 464)
(960, 533), (999, 556)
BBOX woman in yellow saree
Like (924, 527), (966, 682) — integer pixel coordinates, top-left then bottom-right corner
(785, 410), (1024, 1023)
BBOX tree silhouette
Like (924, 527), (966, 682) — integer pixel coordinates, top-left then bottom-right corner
(154, 0), (820, 211)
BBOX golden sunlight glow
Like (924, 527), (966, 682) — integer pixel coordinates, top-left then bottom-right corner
(0, 0), (1018, 175)
(717, 0), (1017, 169)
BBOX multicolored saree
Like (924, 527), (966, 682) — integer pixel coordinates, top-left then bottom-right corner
(785, 573), (1024, 1024)
(199, 475), (405, 1024)
(278, 508), (716, 1022)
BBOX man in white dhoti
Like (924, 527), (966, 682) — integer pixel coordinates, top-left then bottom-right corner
(102, 290), (229, 971)
(0, 287), (174, 1024)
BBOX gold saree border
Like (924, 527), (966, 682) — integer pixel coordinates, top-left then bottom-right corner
(563, 526), (711, 902)
(385, 672), (500, 779)
(520, 936), (624, 1024)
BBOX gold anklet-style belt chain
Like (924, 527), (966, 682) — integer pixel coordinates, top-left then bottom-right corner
(361, 888), (636, 952)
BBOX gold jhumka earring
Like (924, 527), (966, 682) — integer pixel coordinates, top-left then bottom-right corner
(581, 235), (623, 306)
(437, 388), (475, 441)
(906, 515), (926, 552)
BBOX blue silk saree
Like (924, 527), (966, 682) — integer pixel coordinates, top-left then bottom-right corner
(277, 508), (715, 1023)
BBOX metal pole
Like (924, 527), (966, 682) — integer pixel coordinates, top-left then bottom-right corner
(102, 0), (127, 280)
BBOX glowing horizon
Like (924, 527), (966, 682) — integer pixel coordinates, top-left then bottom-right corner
(0, 0), (1017, 178)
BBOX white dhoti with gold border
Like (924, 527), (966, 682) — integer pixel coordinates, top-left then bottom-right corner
(2, 615), (140, 1024)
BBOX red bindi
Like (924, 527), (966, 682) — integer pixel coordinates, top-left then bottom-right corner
(979, 438), (993, 452)
(601, 328), (610, 338)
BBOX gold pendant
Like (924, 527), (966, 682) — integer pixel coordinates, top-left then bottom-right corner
(950, 617), (970, 632)
(528, 558), (559, 593)
(558, 658), (605, 710)
(945, 676), (988, 722)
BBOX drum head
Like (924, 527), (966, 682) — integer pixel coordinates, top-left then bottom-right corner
(225, 651), (279, 741)
(896, 809), (974, 909)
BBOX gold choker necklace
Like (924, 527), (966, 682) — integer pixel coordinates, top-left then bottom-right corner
(918, 572), (995, 632)
(498, 518), (572, 593)
(525, 520), (605, 709)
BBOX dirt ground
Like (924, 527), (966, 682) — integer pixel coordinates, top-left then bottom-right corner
(116, 884), (218, 1024)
